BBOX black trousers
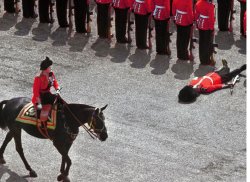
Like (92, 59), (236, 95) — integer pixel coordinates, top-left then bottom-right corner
(114, 8), (128, 42)
(4, 0), (15, 13)
(216, 65), (245, 83)
(74, 0), (87, 33)
(154, 19), (170, 54)
(38, 0), (50, 23)
(239, 1), (246, 35)
(217, 0), (231, 31)
(97, 3), (110, 38)
(56, 0), (68, 27)
(199, 29), (213, 65)
(135, 13), (149, 49)
(176, 24), (191, 60)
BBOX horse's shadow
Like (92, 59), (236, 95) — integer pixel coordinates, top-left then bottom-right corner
(68, 32), (90, 52)
(0, 165), (28, 182)
(129, 48), (152, 69)
(50, 27), (68, 47)
(150, 54), (170, 75)
(14, 18), (36, 36)
(0, 13), (18, 31)
(91, 38), (111, 57)
(171, 59), (194, 80)
(215, 31), (234, 50)
(235, 36), (246, 55)
(109, 43), (131, 63)
(32, 23), (53, 42)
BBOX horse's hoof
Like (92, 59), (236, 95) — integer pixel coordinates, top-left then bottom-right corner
(0, 158), (6, 164)
(63, 176), (70, 182)
(29, 170), (38, 177)
(57, 174), (64, 181)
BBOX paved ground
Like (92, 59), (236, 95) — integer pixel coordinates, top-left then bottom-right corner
(0, 1), (246, 182)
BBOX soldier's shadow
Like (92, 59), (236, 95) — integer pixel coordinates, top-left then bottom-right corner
(14, 18), (36, 36)
(129, 48), (152, 69)
(32, 23), (52, 42)
(109, 43), (131, 63)
(235, 36), (246, 55)
(171, 59), (194, 80)
(150, 54), (170, 75)
(91, 38), (111, 57)
(50, 27), (68, 47)
(0, 13), (18, 31)
(193, 65), (215, 77)
(215, 31), (234, 50)
(0, 165), (28, 182)
(68, 32), (90, 52)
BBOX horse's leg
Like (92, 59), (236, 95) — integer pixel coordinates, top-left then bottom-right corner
(13, 128), (37, 177)
(57, 157), (66, 181)
(0, 131), (13, 164)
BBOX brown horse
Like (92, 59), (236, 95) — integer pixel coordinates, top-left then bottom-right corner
(0, 97), (108, 182)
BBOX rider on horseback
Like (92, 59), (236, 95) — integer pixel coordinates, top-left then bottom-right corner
(32, 57), (60, 127)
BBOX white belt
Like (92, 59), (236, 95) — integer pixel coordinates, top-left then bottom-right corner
(135, 0), (144, 3)
(176, 9), (187, 15)
(200, 14), (209, 19)
(193, 73), (214, 88)
(155, 5), (165, 9)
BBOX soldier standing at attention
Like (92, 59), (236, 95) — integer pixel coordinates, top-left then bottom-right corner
(22, 0), (38, 18)
(113, 0), (133, 43)
(38, 0), (54, 23)
(217, 0), (231, 31)
(96, 0), (113, 39)
(153, 0), (171, 55)
(56, 0), (69, 28)
(73, 0), (89, 33)
(195, 0), (216, 65)
(238, 0), (246, 36)
(172, 0), (194, 60)
(132, 0), (154, 49)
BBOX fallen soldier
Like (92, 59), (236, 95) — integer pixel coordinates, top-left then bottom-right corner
(178, 59), (246, 102)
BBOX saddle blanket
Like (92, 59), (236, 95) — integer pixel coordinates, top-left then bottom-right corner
(16, 103), (57, 130)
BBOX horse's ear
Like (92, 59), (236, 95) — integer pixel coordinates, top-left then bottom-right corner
(101, 105), (108, 112)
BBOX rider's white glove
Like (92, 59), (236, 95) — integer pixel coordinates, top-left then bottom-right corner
(37, 103), (42, 110)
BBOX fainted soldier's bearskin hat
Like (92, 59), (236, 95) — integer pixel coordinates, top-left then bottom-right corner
(40, 57), (53, 70)
(178, 86), (199, 103)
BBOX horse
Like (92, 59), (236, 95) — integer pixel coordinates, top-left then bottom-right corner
(0, 97), (108, 182)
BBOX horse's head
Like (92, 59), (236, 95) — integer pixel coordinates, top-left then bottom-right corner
(88, 105), (108, 141)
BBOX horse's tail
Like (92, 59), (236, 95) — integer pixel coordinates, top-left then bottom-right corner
(0, 100), (8, 130)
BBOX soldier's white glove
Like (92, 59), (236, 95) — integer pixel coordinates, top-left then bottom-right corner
(56, 89), (61, 95)
(37, 103), (42, 110)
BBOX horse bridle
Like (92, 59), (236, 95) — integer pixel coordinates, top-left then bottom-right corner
(88, 108), (106, 134)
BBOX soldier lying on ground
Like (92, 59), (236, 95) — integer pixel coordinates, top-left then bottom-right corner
(178, 59), (246, 103)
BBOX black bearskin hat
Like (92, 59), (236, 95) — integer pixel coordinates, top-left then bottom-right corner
(40, 57), (53, 70)
(178, 86), (199, 103)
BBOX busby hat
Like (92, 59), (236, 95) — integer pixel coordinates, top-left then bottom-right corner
(40, 57), (53, 70)
(178, 86), (199, 103)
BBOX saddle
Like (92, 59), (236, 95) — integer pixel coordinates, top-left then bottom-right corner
(16, 103), (58, 138)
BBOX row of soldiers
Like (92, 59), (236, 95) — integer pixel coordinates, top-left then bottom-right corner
(2, 0), (247, 66)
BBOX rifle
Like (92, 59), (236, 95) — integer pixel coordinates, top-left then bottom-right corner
(189, 23), (197, 61)
(108, 3), (113, 40)
(229, 0), (236, 32)
(49, 0), (55, 23)
(14, 0), (20, 14)
(166, 20), (173, 55)
(86, 4), (93, 33)
(127, 8), (134, 43)
(148, 13), (153, 49)
(68, 0), (73, 29)
(230, 74), (240, 95)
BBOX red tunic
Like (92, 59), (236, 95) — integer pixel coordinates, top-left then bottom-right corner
(132, 0), (154, 15)
(172, 0), (194, 26)
(113, 0), (133, 9)
(189, 72), (223, 93)
(96, 0), (112, 4)
(153, 0), (170, 20)
(32, 72), (59, 104)
(194, 0), (215, 30)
